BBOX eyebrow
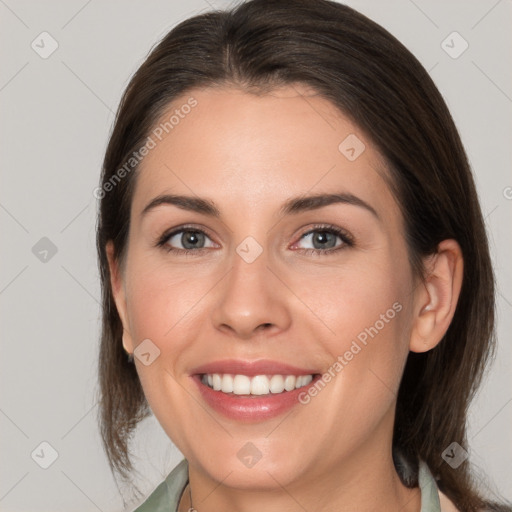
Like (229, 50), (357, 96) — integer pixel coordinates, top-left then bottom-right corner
(141, 192), (379, 220)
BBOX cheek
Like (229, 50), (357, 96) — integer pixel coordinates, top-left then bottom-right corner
(124, 259), (205, 421)
(125, 257), (213, 342)
(302, 256), (412, 398)
(299, 256), (408, 346)
(123, 255), (220, 412)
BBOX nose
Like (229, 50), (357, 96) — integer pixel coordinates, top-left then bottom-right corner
(211, 246), (292, 340)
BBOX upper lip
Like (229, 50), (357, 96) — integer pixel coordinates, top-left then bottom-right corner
(191, 359), (319, 377)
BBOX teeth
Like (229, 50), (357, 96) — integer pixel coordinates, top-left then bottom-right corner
(284, 375), (296, 391)
(221, 374), (234, 393)
(250, 375), (269, 395)
(233, 375), (251, 395)
(201, 373), (314, 395)
(269, 375), (285, 393)
(212, 374), (222, 391)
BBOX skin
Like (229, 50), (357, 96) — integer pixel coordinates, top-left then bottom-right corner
(107, 84), (463, 512)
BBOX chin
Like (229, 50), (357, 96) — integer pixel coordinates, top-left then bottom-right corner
(193, 445), (308, 491)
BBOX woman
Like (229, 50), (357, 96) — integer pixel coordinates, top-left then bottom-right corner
(95, 0), (511, 511)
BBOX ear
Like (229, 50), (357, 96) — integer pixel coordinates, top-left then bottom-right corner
(409, 239), (464, 353)
(106, 241), (135, 355)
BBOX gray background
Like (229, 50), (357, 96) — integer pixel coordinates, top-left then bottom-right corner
(0, 0), (510, 510)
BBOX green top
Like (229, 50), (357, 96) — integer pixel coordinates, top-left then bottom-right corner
(132, 457), (449, 512)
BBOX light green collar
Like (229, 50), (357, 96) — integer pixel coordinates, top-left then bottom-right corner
(133, 457), (442, 511)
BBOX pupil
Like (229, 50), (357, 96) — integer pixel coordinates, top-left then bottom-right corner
(313, 231), (335, 249)
(182, 231), (204, 249)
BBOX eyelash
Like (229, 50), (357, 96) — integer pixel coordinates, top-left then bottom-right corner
(294, 224), (354, 255)
(156, 224), (216, 256)
(155, 223), (354, 256)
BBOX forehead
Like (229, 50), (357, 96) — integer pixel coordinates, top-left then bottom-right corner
(130, 85), (400, 223)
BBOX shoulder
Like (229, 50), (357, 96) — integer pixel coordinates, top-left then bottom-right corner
(132, 458), (189, 512)
(418, 459), (462, 512)
(439, 492), (512, 512)
(423, 465), (506, 512)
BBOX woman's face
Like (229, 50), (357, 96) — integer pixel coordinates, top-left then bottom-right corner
(109, 85), (425, 490)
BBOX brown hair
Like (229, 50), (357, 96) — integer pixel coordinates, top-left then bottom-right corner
(95, 1), (510, 510)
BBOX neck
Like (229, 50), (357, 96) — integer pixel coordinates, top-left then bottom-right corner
(178, 414), (422, 512)
(180, 465), (420, 512)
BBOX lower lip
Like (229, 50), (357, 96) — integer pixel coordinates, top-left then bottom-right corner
(192, 374), (321, 422)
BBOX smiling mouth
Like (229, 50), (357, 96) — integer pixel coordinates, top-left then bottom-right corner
(200, 373), (318, 396)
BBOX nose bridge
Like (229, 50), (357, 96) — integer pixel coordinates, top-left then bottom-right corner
(211, 237), (291, 338)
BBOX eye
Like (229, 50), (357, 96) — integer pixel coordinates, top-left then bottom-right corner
(291, 224), (354, 254)
(156, 224), (353, 255)
(156, 226), (218, 254)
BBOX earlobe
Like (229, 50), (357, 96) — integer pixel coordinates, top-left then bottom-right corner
(106, 241), (134, 354)
(409, 240), (464, 353)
